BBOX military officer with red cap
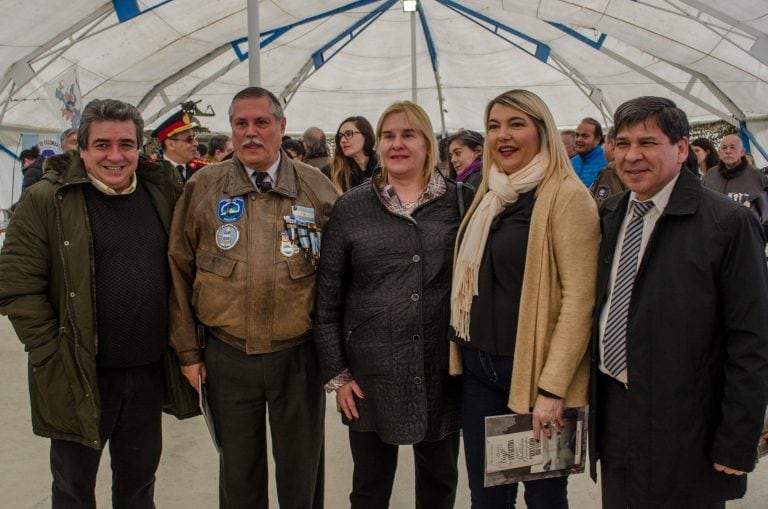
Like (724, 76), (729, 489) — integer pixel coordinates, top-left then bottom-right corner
(152, 110), (207, 181)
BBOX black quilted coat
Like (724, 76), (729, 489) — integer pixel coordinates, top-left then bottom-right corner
(314, 173), (465, 444)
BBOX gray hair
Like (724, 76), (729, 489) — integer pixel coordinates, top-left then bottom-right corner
(78, 99), (144, 149)
(60, 128), (78, 146)
(228, 87), (284, 121)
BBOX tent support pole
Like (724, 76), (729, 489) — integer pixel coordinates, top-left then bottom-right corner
(410, 10), (417, 103)
(248, 0), (261, 86)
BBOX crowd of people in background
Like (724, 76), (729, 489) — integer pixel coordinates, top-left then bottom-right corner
(1, 87), (767, 509)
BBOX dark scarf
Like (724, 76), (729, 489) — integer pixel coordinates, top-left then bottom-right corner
(718, 157), (748, 180)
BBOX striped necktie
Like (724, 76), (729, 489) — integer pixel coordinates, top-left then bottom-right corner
(603, 200), (655, 380)
(252, 171), (271, 192)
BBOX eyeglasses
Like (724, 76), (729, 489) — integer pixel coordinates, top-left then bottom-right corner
(169, 134), (197, 144)
(337, 130), (361, 140)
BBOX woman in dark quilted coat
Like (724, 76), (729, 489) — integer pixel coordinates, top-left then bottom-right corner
(315, 100), (466, 509)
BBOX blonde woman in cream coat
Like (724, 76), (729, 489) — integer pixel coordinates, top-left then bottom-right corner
(450, 89), (600, 508)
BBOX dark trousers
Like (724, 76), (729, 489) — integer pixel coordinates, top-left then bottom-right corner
(205, 339), (325, 509)
(461, 347), (569, 509)
(597, 373), (724, 509)
(348, 430), (460, 509)
(50, 362), (163, 509)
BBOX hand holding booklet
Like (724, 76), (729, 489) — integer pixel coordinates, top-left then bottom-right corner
(484, 407), (587, 487)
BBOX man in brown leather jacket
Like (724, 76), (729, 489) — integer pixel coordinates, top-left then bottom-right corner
(168, 87), (338, 509)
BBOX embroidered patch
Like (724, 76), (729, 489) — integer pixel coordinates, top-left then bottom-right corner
(217, 198), (245, 223)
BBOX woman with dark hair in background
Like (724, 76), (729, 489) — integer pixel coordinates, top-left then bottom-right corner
(324, 116), (377, 193)
(691, 137), (719, 176)
(447, 130), (484, 189)
(281, 138), (305, 162)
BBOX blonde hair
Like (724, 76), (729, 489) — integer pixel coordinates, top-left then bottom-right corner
(457, 89), (573, 240)
(375, 101), (437, 186)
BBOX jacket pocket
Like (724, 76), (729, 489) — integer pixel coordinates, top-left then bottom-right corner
(344, 306), (392, 376)
(285, 254), (315, 280)
(29, 335), (60, 367)
(192, 250), (244, 336)
(272, 255), (316, 340)
(197, 250), (236, 277)
(28, 339), (81, 435)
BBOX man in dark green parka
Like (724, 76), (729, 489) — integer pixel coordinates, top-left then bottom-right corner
(0, 99), (182, 508)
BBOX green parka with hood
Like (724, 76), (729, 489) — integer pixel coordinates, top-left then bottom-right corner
(0, 152), (182, 449)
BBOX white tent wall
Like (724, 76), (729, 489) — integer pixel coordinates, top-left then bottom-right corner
(0, 150), (20, 210)
(746, 119), (768, 169)
(0, 0), (767, 165)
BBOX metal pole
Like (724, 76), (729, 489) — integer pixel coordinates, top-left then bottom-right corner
(410, 10), (417, 103)
(247, 0), (261, 86)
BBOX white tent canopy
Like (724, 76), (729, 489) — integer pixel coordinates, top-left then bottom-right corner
(2, 0), (768, 206)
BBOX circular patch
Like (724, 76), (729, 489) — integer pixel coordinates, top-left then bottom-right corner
(216, 224), (240, 250)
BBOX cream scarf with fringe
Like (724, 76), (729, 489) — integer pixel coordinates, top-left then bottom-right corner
(450, 152), (549, 340)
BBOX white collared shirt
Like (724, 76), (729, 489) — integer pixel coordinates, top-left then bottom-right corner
(164, 156), (185, 169)
(87, 172), (137, 195)
(244, 155), (280, 191)
(598, 173), (680, 383)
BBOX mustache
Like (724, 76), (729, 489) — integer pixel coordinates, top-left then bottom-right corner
(241, 137), (264, 148)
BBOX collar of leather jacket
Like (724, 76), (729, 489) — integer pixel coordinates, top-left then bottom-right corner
(223, 151), (300, 199)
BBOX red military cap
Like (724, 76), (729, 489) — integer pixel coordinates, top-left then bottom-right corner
(151, 110), (199, 142)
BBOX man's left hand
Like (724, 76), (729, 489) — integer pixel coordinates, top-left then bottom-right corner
(713, 463), (745, 476)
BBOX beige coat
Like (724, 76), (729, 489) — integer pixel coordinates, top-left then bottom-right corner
(450, 171), (600, 413)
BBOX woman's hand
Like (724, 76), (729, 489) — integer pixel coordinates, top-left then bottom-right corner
(532, 394), (564, 441)
(336, 380), (365, 421)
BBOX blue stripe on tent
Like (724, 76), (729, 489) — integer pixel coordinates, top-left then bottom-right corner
(0, 142), (19, 160)
(113, 0), (173, 23)
(549, 22), (606, 49)
(436, 0), (550, 62)
(740, 120), (768, 161)
(311, 0), (396, 70)
(417, 3), (439, 72)
(230, 0), (384, 62)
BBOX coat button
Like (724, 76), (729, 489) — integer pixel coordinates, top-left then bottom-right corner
(603, 256), (611, 263)
(63, 241), (70, 246)
(410, 293), (419, 302)
(57, 195), (63, 200)
(69, 292), (75, 298)
(412, 334), (420, 341)
(412, 254), (420, 263)
(250, 195), (257, 200)
(414, 377), (422, 385)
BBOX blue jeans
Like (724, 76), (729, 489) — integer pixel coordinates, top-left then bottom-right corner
(461, 346), (568, 509)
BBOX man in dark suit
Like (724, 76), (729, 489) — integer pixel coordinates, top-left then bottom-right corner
(590, 96), (768, 508)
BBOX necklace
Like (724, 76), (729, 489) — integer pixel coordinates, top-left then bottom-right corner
(402, 200), (417, 209)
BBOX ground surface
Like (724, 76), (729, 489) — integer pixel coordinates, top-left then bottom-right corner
(2, 316), (766, 508)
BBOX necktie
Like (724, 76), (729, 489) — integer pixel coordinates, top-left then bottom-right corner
(252, 172), (271, 192)
(603, 200), (654, 379)
(176, 164), (185, 180)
